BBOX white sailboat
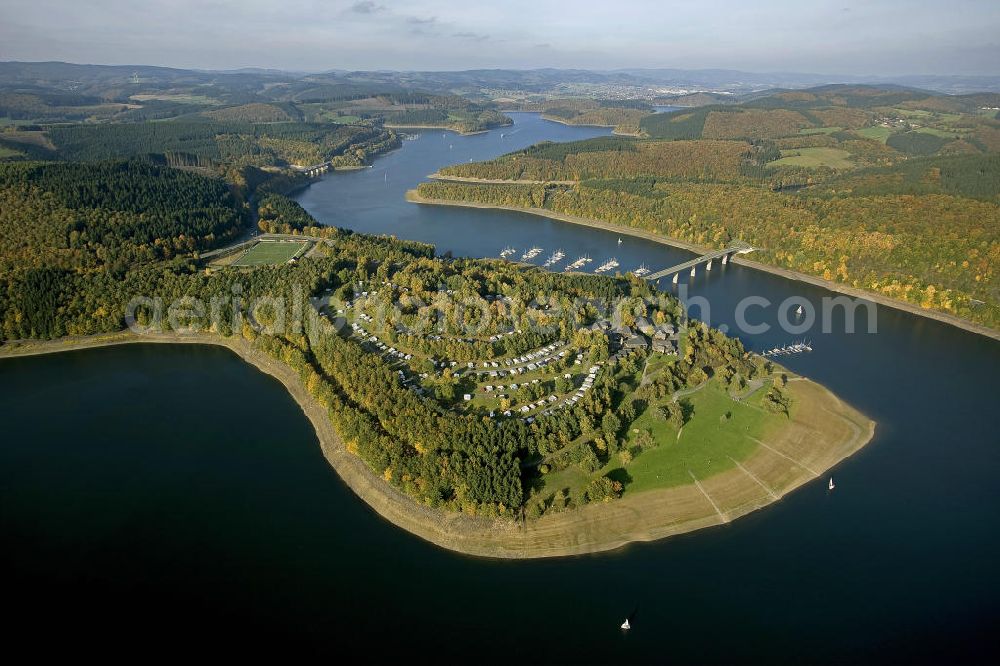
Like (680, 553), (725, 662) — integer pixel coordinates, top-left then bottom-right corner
(621, 619), (631, 630)
(828, 477), (835, 491)
(796, 305), (804, 316)
(618, 237), (623, 245)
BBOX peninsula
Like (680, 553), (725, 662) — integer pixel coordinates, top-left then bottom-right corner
(0, 159), (874, 557)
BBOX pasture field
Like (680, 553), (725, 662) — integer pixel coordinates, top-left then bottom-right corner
(915, 126), (965, 138)
(231, 240), (309, 266)
(129, 93), (222, 105)
(769, 147), (854, 169)
(0, 117), (33, 128)
(855, 126), (894, 142)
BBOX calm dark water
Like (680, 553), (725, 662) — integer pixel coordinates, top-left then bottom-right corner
(2, 113), (998, 662)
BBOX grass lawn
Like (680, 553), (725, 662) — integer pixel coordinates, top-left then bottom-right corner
(608, 383), (771, 494)
(855, 126), (894, 142)
(914, 127), (963, 138)
(231, 240), (309, 266)
(531, 379), (782, 503)
(533, 464), (589, 500)
(642, 354), (677, 381)
(769, 147), (854, 169)
(799, 126), (842, 135)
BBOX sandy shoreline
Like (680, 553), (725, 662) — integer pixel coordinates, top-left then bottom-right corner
(384, 124), (496, 136)
(406, 191), (1000, 342)
(0, 330), (876, 559)
(427, 172), (577, 186)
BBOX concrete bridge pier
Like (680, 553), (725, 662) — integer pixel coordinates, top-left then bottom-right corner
(722, 253), (729, 265)
(672, 273), (679, 285)
(707, 259), (713, 271)
(690, 265), (696, 278)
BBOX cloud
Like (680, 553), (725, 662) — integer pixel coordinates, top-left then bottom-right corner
(453, 31), (489, 42)
(349, 1), (384, 13)
(1, 0), (998, 75)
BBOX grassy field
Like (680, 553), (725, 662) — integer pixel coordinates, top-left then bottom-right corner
(614, 383), (768, 493)
(855, 126), (894, 142)
(0, 145), (23, 159)
(769, 147), (854, 169)
(893, 108), (964, 124)
(231, 240), (309, 266)
(534, 379), (779, 502)
(914, 126), (964, 138)
(129, 93), (222, 105)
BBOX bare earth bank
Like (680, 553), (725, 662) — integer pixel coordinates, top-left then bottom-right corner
(1, 332), (874, 559)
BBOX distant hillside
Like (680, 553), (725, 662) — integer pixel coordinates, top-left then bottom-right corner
(420, 82), (1000, 330)
(202, 103), (297, 123)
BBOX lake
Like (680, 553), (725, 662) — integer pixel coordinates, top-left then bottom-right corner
(1, 113), (997, 662)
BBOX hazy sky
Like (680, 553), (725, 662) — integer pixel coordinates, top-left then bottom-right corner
(2, 0), (998, 75)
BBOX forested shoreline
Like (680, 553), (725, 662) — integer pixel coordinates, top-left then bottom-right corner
(0, 159), (819, 522)
(417, 87), (1000, 331)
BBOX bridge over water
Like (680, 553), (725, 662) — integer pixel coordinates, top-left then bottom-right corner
(645, 241), (754, 283)
(292, 161), (333, 177)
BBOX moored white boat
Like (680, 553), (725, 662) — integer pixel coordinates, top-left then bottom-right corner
(521, 247), (543, 261)
(594, 258), (619, 273)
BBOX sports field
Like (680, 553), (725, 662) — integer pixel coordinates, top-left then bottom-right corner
(231, 240), (309, 266)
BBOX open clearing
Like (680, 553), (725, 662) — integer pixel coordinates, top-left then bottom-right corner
(915, 127), (964, 138)
(535, 380), (774, 503)
(129, 93), (222, 105)
(855, 126), (894, 142)
(769, 147), (854, 169)
(616, 384), (766, 493)
(231, 240), (309, 266)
